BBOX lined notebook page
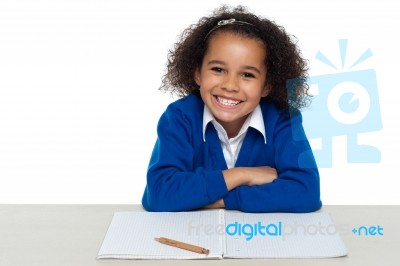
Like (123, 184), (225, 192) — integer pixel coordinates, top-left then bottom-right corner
(97, 210), (225, 259)
(224, 211), (348, 258)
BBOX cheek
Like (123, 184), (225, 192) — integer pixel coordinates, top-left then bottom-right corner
(198, 76), (217, 91)
(243, 84), (266, 98)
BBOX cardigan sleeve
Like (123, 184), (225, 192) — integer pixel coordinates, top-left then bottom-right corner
(223, 112), (322, 213)
(142, 106), (229, 212)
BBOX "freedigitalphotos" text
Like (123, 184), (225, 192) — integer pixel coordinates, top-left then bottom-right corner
(188, 220), (348, 241)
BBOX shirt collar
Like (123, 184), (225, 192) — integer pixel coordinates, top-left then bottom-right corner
(202, 104), (266, 144)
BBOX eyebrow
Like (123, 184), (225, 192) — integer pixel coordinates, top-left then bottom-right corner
(207, 60), (261, 74)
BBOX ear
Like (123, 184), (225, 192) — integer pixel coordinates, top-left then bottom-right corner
(261, 84), (270, 97)
(194, 68), (201, 86)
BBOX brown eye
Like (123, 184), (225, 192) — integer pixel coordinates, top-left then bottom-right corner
(242, 72), (255, 78)
(211, 67), (223, 73)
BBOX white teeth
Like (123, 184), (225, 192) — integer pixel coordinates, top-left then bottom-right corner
(217, 96), (240, 106)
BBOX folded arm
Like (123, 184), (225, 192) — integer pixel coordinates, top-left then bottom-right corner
(207, 112), (321, 212)
(142, 107), (229, 211)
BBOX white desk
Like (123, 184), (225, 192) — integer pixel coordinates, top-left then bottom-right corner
(0, 205), (399, 266)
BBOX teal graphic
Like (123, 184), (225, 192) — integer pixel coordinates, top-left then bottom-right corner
(352, 225), (383, 236)
(289, 40), (382, 167)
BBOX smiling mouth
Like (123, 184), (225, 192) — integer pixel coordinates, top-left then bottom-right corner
(215, 96), (242, 106)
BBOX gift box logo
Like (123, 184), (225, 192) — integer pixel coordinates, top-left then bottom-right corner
(289, 39), (382, 168)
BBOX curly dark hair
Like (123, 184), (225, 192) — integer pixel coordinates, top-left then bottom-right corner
(160, 5), (310, 112)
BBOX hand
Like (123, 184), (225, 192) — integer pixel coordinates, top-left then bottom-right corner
(244, 166), (277, 186)
(203, 199), (225, 209)
(223, 166), (277, 191)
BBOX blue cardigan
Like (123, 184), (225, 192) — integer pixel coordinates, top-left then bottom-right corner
(142, 94), (321, 213)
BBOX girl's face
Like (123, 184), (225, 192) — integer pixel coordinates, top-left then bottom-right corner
(195, 32), (269, 138)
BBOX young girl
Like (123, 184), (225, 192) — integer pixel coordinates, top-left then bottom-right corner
(142, 6), (321, 213)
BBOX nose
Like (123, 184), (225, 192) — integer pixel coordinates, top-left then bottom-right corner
(221, 73), (239, 92)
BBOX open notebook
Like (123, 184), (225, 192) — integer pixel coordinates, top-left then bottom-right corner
(97, 210), (347, 260)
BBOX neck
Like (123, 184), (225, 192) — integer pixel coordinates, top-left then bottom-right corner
(217, 115), (248, 139)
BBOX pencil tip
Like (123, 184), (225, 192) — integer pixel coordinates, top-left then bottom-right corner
(154, 238), (160, 242)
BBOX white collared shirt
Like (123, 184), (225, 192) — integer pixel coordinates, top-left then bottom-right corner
(202, 105), (266, 169)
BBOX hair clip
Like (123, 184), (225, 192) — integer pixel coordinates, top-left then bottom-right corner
(218, 18), (236, 26)
(204, 18), (257, 41)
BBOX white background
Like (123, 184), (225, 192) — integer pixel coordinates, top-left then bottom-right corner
(0, 0), (399, 204)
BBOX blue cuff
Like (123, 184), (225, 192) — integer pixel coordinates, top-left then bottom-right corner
(204, 170), (229, 203)
(223, 189), (239, 210)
